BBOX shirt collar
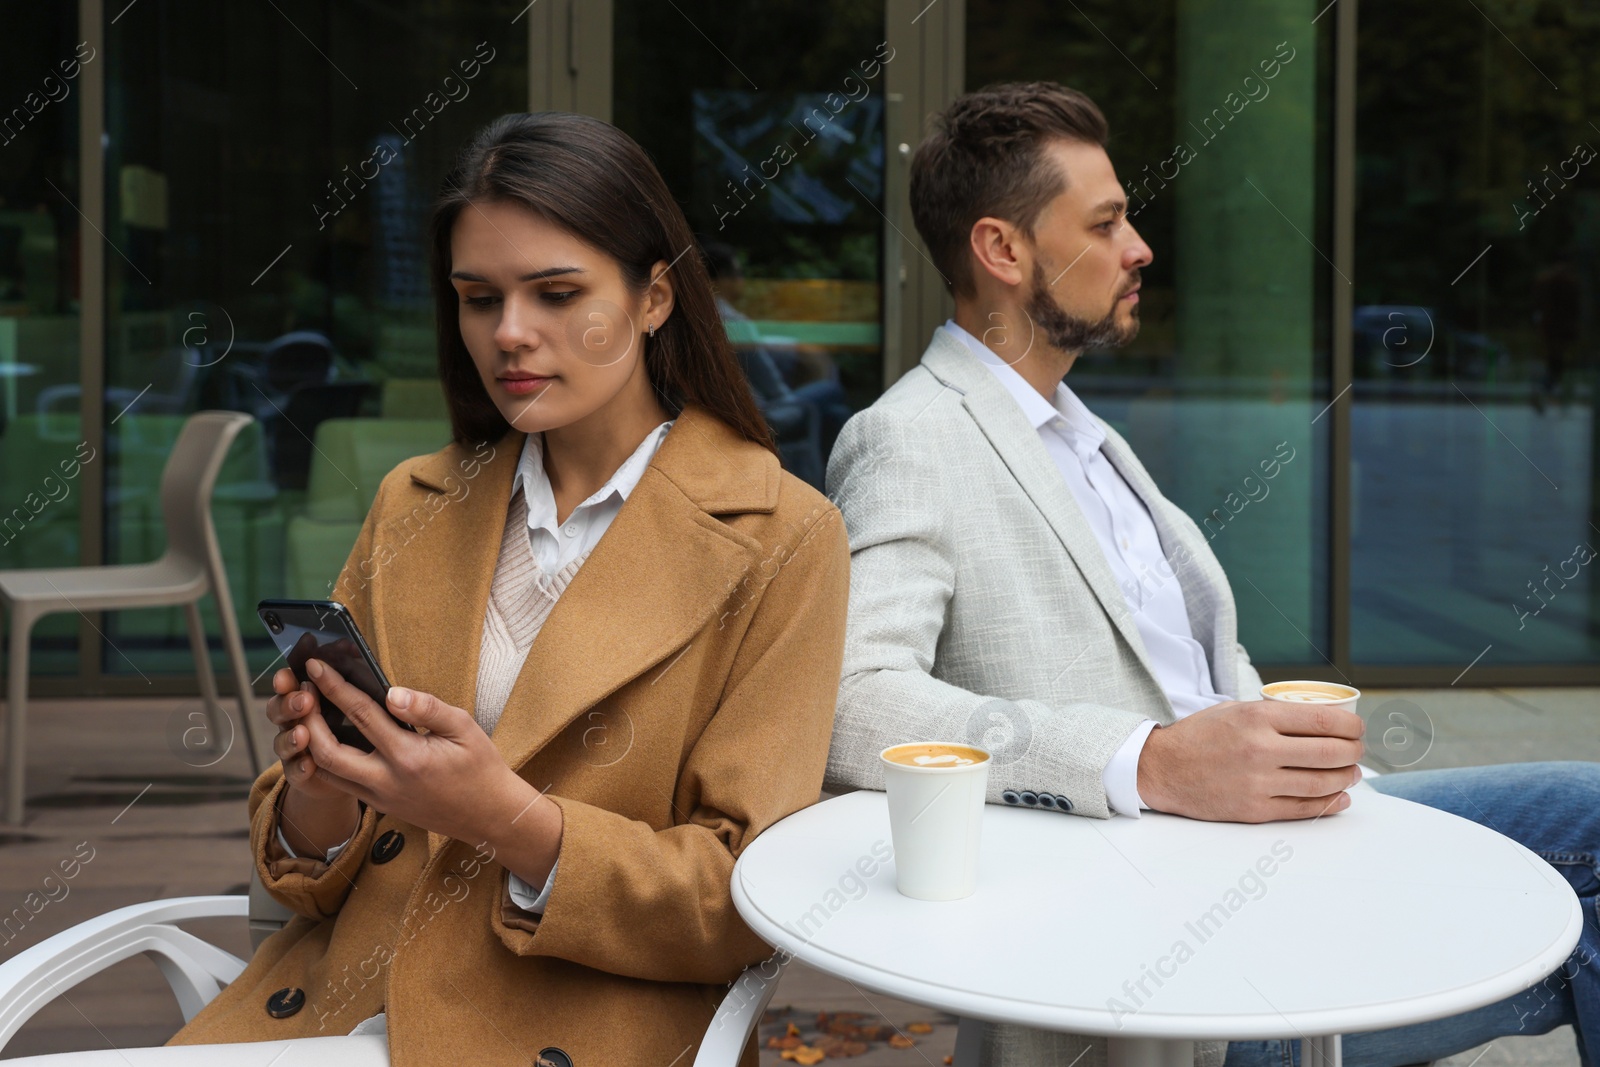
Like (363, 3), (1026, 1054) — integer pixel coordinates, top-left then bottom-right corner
(515, 419), (676, 531)
(941, 319), (1106, 459)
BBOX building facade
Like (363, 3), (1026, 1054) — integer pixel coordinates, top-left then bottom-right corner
(2, 0), (1596, 694)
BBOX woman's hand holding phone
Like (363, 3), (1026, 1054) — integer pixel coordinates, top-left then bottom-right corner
(262, 649), (561, 889)
(267, 664), (361, 857)
(296, 658), (561, 884)
(268, 665), (344, 800)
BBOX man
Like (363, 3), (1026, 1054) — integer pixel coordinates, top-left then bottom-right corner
(823, 81), (1599, 1067)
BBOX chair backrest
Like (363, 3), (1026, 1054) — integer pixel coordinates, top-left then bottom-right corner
(158, 411), (256, 567)
(262, 330), (334, 392)
(303, 417), (453, 522)
(269, 382), (376, 490)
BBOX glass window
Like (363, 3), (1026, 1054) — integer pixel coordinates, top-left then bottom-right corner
(613, 0), (888, 490)
(100, 3), (527, 674)
(1352, 0), (1599, 666)
(0, 10), (88, 676)
(968, 0), (1334, 666)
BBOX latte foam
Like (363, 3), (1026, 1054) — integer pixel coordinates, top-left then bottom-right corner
(881, 742), (990, 769)
(1261, 680), (1359, 704)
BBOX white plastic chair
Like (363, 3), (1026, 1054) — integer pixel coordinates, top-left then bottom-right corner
(0, 893), (789, 1065)
(0, 410), (266, 825)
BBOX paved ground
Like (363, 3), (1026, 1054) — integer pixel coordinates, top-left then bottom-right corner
(0, 687), (1594, 1063)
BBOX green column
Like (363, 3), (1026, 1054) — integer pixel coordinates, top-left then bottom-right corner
(1139, 1), (1320, 664)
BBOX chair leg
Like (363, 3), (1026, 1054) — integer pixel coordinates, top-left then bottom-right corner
(5, 604), (38, 826)
(205, 577), (263, 777)
(183, 601), (224, 758)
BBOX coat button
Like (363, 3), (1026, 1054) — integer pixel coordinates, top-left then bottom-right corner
(536, 1048), (574, 1067)
(371, 829), (405, 865)
(266, 986), (305, 1018)
(1019, 791), (1038, 806)
(1055, 794), (1074, 812)
(1037, 793), (1057, 809)
(1001, 790), (1020, 805)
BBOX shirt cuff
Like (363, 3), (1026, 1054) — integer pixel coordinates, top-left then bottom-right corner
(275, 816), (357, 862)
(507, 860), (558, 914)
(1103, 719), (1159, 818)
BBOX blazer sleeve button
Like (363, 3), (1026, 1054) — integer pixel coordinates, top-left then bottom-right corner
(1055, 794), (1074, 812)
(536, 1047), (575, 1067)
(1001, 790), (1021, 805)
(266, 986), (305, 1018)
(1019, 791), (1038, 806)
(1037, 793), (1057, 809)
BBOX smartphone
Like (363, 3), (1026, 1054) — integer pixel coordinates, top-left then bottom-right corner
(256, 599), (415, 752)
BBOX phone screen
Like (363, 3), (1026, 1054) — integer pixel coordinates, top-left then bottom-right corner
(258, 600), (409, 751)
(282, 628), (387, 706)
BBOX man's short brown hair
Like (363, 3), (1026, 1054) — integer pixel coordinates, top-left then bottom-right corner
(909, 81), (1109, 299)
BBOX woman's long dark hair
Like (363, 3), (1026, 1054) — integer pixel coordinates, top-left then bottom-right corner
(429, 111), (776, 454)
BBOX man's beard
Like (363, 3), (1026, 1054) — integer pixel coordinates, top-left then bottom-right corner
(1023, 261), (1141, 352)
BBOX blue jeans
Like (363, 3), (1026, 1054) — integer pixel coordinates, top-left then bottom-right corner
(1223, 762), (1600, 1067)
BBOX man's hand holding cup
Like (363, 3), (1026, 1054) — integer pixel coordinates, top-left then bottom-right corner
(1137, 681), (1365, 824)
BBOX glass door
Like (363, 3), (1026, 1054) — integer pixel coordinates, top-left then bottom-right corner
(99, 1), (529, 677)
(0, 8), (90, 678)
(967, 0), (1334, 668)
(610, 0), (892, 488)
(1351, 0), (1600, 674)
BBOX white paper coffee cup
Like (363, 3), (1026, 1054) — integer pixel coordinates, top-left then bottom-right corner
(879, 742), (991, 901)
(1260, 679), (1361, 713)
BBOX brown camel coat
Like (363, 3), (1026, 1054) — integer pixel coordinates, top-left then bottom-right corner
(169, 403), (850, 1066)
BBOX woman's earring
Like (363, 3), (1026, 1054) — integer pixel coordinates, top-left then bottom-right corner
(646, 322), (656, 338)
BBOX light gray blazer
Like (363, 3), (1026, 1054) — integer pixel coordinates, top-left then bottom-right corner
(823, 327), (1262, 1067)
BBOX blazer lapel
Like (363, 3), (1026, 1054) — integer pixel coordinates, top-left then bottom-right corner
(398, 405), (775, 857)
(919, 330), (1164, 693)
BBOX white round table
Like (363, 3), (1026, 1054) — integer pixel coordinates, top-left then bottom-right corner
(732, 786), (1582, 1066)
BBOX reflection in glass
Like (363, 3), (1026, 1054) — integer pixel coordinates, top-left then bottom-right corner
(969, 0), (1333, 666)
(1353, 0), (1599, 665)
(100, 4), (527, 674)
(614, 0), (887, 490)
(0, 9), (87, 675)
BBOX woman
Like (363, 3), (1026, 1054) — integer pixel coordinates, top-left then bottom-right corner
(169, 112), (850, 1066)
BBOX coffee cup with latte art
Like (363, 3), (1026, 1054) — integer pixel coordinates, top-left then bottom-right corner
(1260, 679), (1360, 712)
(878, 741), (991, 901)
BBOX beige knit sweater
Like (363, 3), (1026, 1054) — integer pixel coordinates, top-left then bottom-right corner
(473, 482), (589, 735)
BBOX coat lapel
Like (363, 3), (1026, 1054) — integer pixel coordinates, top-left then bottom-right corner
(390, 433), (520, 718)
(1096, 424), (1240, 697)
(919, 330), (1164, 693)
(397, 404), (777, 857)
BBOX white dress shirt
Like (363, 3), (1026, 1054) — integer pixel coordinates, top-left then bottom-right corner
(518, 418), (675, 577)
(944, 321), (1226, 816)
(279, 419), (676, 910)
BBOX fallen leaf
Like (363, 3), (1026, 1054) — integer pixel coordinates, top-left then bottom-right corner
(787, 1022), (802, 1037)
(907, 1022), (934, 1034)
(815, 1035), (870, 1057)
(782, 1046), (827, 1065)
(889, 1034), (916, 1049)
(767, 1035), (802, 1050)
